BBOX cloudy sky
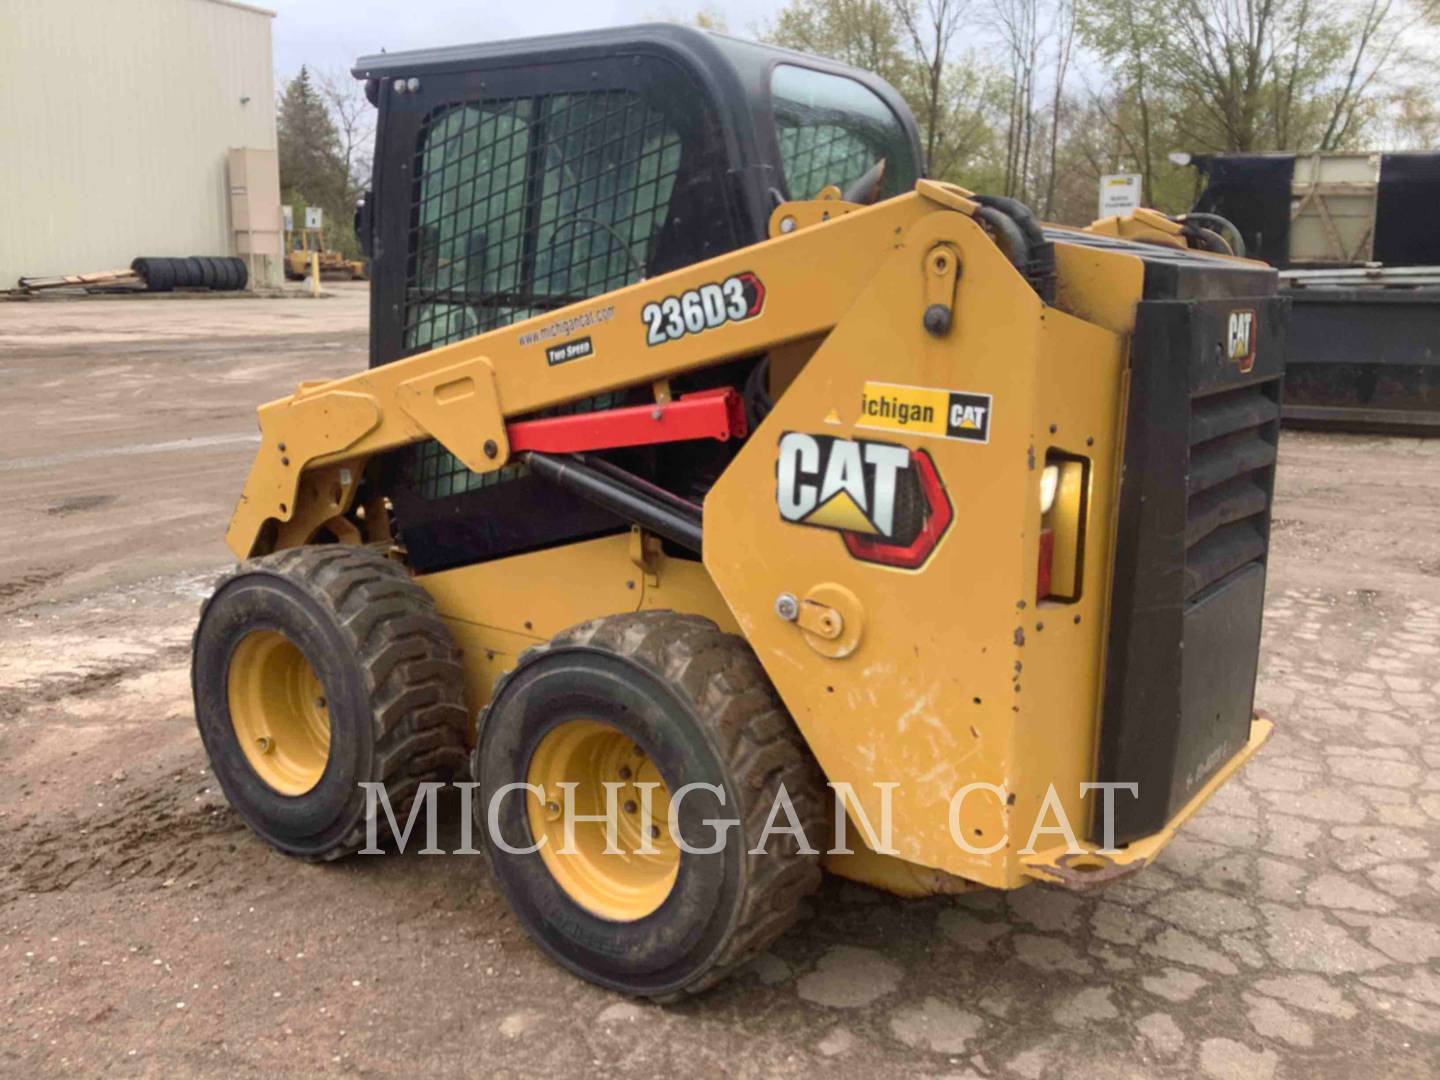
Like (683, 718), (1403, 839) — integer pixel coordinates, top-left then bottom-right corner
(264, 1), (775, 81)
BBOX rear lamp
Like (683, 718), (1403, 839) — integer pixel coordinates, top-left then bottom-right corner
(1039, 464), (1059, 514)
(1037, 453), (1089, 603)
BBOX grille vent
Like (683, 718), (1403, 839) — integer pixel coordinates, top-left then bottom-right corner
(1185, 383), (1280, 599)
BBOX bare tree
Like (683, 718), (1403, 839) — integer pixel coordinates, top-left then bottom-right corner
(764, 0), (995, 183)
(1041, 0), (1077, 214)
(891, 0), (967, 172)
(1114, 0), (1158, 202)
(317, 68), (376, 204)
(1139, 0), (1421, 152)
(1317, 0), (1406, 148)
(1384, 83), (1440, 147)
(990, 0), (1044, 200)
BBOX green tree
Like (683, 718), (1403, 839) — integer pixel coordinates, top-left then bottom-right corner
(1386, 84), (1440, 147)
(767, 0), (911, 84)
(277, 66), (359, 255)
(1076, 0), (1434, 210)
(750, 0), (1435, 222)
(762, 0), (999, 184)
(893, 0), (999, 181)
(692, 4), (729, 30)
(278, 68), (344, 207)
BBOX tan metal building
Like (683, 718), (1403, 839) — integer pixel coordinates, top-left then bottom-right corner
(0, 0), (283, 288)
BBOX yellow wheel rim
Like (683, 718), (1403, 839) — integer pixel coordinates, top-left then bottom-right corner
(227, 630), (332, 796)
(526, 720), (679, 922)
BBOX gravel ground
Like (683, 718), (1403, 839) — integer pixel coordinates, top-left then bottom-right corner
(1, 287), (1437, 1078)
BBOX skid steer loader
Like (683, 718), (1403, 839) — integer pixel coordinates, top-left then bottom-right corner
(193, 25), (1285, 998)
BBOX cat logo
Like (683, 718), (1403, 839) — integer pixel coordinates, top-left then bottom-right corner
(1227, 309), (1256, 374)
(776, 433), (953, 570)
(950, 401), (989, 432)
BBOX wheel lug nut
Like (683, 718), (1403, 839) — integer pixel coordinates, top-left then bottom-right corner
(618, 766), (632, 780)
(624, 801), (638, 814)
(649, 825), (660, 840)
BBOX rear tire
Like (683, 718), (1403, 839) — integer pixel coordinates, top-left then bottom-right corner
(192, 545), (469, 860)
(474, 611), (824, 999)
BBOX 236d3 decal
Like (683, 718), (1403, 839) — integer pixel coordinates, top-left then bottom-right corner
(642, 272), (765, 346)
(776, 433), (953, 570)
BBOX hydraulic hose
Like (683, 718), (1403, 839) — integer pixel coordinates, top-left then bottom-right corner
(972, 195), (1057, 303)
(572, 452), (704, 519)
(972, 205), (1029, 275)
(1181, 212), (1247, 258)
(1183, 225), (1232, 256)
(526, 451), (703, 553)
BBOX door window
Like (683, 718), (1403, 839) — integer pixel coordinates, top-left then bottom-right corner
(403, 91), (681, 355)
(771, 64), (916, 201)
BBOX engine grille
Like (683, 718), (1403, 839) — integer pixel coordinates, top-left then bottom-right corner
(1185, 383), (1280, 600)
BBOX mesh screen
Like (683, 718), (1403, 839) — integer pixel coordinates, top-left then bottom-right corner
(776, 123), (880, 201)
(401, 90), (682, 500)
(770, 64), (915, 200)
(404, 90), (681, 354)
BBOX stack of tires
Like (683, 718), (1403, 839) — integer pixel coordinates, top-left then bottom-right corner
(131, 256), (249, 293)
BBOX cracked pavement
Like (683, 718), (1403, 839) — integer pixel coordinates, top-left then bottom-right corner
(1, 291), (1438, 1077)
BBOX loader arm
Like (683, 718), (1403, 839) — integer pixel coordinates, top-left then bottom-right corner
(227, 184), (977, 559)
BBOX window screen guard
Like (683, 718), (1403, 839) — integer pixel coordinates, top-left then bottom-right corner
(400, 89), (682, 500)
(403, 90), (682, 356)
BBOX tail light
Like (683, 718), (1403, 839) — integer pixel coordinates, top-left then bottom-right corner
(1037, 526), (1055, 598)
(1038, 452), (1089, 602)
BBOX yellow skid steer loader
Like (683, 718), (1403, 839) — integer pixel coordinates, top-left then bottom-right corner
(193, 26), (1283, 998)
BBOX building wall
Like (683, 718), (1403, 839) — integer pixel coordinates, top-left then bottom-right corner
(0, 0), (280, 286)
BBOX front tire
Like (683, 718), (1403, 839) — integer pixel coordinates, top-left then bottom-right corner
(192, 545), (469, 860)
(474, 612), (824, 999)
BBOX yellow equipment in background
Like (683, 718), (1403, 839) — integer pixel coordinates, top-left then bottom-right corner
(283, 225), (366, 281)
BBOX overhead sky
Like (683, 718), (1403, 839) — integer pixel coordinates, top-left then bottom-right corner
(264, 1), (774, 82)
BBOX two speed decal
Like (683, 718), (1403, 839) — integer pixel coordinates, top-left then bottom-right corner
(642, 272), (765, 346)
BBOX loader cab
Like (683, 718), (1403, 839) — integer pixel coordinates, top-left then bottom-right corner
(350, 26), (923, 574)
(353, 24), (923, 369)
